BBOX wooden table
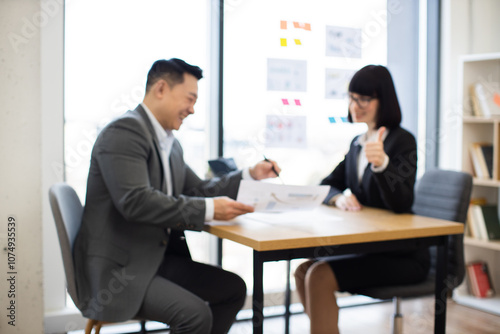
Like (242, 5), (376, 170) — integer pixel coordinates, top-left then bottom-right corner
(205, 205), (464, 334)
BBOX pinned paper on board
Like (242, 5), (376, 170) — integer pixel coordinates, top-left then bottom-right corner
(265, 115), (307, 148)
(267, 58), (307, 92)
(325, 68), (354, 99)
(325, 26), (362, 58)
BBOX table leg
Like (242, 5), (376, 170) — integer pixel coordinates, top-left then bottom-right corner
(285, 259), (291, 334)
(253, 250), (264, 334)
(217, 237), (223, 267)
(434, 236), (449, 334)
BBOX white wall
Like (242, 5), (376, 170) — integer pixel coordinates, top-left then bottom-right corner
(439, 0), (500, 169)
(0, 0), (45, 332)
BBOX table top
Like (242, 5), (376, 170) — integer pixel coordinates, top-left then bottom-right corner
(204, 205), (464, 251)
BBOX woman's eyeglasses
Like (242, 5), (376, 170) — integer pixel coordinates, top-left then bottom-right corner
(349, 94), (376, 108)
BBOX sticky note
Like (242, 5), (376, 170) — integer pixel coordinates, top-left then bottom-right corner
(293, 22), (312, 31)
(294, 39), (302, 45)
(494, 93), (500, 107)
(329, 117), (348, 123)
(280, 20), (287, 29)
(282, 99), (289, 105)
(294, 99), (301, 106)
(280, 38), (287, 47)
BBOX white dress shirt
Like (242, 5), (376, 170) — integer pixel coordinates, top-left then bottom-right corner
(141, 102), (217, 221)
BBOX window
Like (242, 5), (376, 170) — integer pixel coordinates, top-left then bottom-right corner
(64, 0), (212, 262)
(223, 0), (387, 297)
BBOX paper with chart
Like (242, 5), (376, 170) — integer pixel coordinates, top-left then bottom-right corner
(236, 180), (329, 212)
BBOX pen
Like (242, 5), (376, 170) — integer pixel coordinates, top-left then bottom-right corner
(263, 155), (284, 184)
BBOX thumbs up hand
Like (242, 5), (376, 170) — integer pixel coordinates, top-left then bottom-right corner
(365, 126), (388, 168)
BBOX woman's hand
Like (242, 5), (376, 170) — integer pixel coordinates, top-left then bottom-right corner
(335, 193), (362, 211)
(365, 126), (388, 168)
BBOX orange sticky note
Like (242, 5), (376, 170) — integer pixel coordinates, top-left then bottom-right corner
(294, 39), (302, 45)
(280, 38), (287, 47)
(293, 22), (311, 31)
(494, 93), (500, 107)
(280, 20), (287, 29)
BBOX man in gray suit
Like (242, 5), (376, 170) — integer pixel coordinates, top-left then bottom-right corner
(73, 58), (280, 334)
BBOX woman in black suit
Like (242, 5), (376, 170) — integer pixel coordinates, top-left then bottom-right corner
(294, 65), (428, 334)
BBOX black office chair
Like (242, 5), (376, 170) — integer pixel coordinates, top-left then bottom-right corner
(348, 169), (473, 334)
(49, 183), (150, 334)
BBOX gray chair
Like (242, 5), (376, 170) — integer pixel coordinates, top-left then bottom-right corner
(49, 183), (149, 334)
(349, 169), (473, 333)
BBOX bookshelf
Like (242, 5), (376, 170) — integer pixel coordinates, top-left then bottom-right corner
(454, 52), (500, 315)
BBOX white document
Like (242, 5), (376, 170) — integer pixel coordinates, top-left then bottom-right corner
(236, 180), (329, 212)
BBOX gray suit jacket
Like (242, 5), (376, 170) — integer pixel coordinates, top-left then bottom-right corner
(73, 105), (243, 322)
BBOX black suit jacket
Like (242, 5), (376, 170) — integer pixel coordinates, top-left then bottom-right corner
(73, 105), (243, 322)
(321, 126), (417, 213)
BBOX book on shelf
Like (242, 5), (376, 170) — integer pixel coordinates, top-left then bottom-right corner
(480, 205), (500, 240)
(469, 142), (493, 179)
(469, 84), (484, 116)
(466, 261), (495, 298)
(467, 204), (480, 239)
(467, 202), (500, 240)
(469, 204), (489, 240)
(469, 82), (500, 117)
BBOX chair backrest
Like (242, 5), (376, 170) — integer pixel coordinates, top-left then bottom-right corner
(412, 169), (473, 289)
(49, 183), (84, 306)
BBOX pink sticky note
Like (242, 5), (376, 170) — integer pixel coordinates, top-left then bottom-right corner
(282, 99), (289, 105)
(294, 99), (301, 106)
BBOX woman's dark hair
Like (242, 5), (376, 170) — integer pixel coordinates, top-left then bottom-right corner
(347, 65), (401, 129)
(145, 58), (203, 93)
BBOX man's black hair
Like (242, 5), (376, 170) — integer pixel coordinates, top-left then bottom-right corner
(145, 58), (203, 92)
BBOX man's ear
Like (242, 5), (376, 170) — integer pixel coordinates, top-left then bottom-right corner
(155, 79), (171, 98)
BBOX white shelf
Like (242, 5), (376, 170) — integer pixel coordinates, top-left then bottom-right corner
(453, 294), (500, 316)
(464, 237), (500, 251)
(458, 53), (500, 317)
(460, 52), (500, 63)
(472, 178), (500, 187)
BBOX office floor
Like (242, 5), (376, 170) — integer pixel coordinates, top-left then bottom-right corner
(80, 296), (500, 334)
(227, 296), (500, 334)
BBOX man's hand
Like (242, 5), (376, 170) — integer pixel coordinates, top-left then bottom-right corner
(365, 126), (388, 168)
(213, 196), (255, 221)
(249, 159), (282, 180)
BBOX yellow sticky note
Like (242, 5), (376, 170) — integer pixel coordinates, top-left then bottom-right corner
(294, 39), (302, 45)
(280, 38), (287, 47)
